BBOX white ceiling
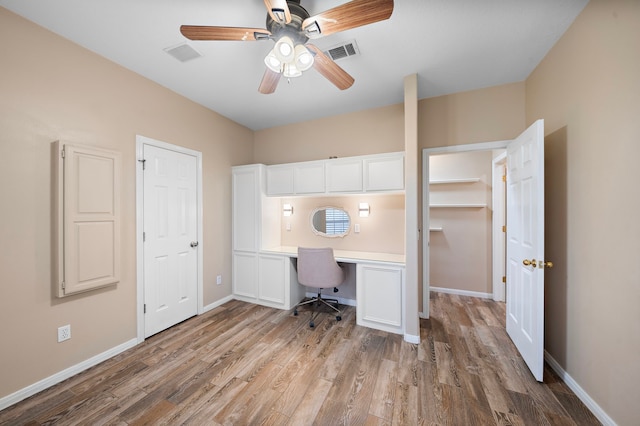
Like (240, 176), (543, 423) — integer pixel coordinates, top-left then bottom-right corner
(1, 0), (588, 131)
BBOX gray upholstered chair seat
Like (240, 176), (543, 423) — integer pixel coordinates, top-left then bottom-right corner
(294, 247), (346, 328)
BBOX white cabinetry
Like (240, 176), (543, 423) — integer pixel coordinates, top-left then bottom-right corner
(326, 158), (363, 193)
(232, 165), (303, 310)
(258, 254), (304, 309)
(294, 161), (325, 194)
(266, 165), (294, 196)
(356, 263), (404, 334)
(365, 154), (404, 192)
(265, 152), (404, 196)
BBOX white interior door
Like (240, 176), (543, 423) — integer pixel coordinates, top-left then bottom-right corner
(506, 119), (546, 381)
(143, 144), (198, 337)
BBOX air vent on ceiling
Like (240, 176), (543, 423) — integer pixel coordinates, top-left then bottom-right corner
(164, 43), (202, 62)
(323, 40), (360, 61)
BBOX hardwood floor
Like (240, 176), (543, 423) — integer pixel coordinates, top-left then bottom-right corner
(0, 293), (601, 425)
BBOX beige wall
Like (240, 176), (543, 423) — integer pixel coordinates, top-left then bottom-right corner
(418, 81), (526, 149)
(526, 1), (640, 424)
(0, 8), (253, 399)
(278, 195), (405, 255)
(254, 103), (405, 164)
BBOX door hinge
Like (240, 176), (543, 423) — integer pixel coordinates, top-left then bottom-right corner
(144, 304), (146, 314)
(502, 225), (506, 233)
(143, 232), (146, 242)
(61, 148), (65, 158)
(502, 276), (506, 283)
(502, 174), (506, 182)
(61, 281), (66, 290)
(138, 158), (146, 170)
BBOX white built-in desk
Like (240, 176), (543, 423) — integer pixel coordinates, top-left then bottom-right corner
(260, 246), (406, 335)
(262, 246), (405, 265)
(232, 163), (406, 337)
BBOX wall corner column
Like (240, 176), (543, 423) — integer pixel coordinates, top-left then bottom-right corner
(404, 74), (420, 343)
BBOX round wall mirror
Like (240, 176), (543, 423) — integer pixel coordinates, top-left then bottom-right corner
(310, 206), (351, 238)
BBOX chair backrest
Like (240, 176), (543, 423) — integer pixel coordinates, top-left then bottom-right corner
(297, 247), (345, 289)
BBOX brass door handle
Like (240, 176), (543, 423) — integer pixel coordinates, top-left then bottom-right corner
(523, 259), (537, 267)
(539, 260), (553, 268)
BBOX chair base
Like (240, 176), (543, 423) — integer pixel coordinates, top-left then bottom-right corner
(293, 289), (342, 328)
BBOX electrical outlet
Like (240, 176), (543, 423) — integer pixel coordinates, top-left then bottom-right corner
(216, 275), (222, 285)
(58, 325), (71, 342)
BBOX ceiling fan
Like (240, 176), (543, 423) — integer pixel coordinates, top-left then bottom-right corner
(180, 0), (394, 94)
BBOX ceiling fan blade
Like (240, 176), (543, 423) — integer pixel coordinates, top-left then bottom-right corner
(180, 25), (271, 41)
(264, 0), (292, 24)
(302, 0), (393, 39)
(307, 45), (354, 90)
(259, 68), (281, 94)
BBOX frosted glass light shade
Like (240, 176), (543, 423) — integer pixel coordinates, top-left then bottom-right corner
(294, 44), (314, 71)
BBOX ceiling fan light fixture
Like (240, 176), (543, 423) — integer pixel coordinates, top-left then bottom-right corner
(294, 44), (314, 71)
(264, 49), (282, 72)
(274, 36), (295, 62)
(283, 63), (302, 78)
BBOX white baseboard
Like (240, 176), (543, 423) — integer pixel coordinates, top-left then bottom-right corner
(544, 351), (616, 426)
(430, 286), (493, 299)
(404, 333), (420, 344)
(203, 294), (234, 313)
(0, 338), (138, 411)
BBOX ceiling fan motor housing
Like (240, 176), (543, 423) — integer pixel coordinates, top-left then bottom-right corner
(266, 1), (310, 45)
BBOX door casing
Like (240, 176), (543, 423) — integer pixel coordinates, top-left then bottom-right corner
(421, 140), (509, 318)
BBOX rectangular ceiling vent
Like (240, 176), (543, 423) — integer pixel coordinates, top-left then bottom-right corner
(323, 40), (360, 61)
(164, 43), (202, 63)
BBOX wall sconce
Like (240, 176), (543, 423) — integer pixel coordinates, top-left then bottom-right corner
(358, 202), (370, 217)
(283, 203), (293, 217)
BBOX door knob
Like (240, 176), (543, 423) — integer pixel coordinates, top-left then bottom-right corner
(539, 260), (553, 268)
(523, 259), (537, 267)
(190, 241), (199, 248)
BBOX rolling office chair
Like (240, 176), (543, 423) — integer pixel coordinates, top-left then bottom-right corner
(294, 247), (346, 328)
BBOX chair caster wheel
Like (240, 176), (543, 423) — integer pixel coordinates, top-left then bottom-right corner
(309, 322), (315, 328)
(293, 309), (298, 316)
(336, 316), (342, 321)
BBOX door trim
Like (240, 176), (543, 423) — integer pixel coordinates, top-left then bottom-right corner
(421, 140), (509, 318)
(135, 135), (203, 343)
(492, 151), (507, 301)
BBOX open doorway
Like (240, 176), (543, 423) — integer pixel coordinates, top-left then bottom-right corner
(422, 141), (508, 317)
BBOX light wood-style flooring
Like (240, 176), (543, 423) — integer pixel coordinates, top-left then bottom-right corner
(0, 293), (600, 425)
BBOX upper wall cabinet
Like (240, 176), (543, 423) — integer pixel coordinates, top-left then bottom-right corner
(364, 154), (405, 192)
(266, 160), (325, 196)
(266, 152), (404, 196)
(326, 158), (363, 193)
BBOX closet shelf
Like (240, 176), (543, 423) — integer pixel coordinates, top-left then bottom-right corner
(429, 203), (486, 208)
(429, 227), (443, 232)
(429, 177), (480, 185)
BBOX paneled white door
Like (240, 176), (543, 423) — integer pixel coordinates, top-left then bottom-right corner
(506, 119), (545, 381)
(143, 144), (198, 337)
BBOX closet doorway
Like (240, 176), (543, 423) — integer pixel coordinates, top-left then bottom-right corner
(421, 140), (508, 319)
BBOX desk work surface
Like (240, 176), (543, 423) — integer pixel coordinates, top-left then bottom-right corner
(262, 246), (405, 266)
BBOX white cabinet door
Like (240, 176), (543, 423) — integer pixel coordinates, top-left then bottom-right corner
(365, 154), (404, 191)
(326, 158), (363, 193)
(294, 161), (325, 194)
(356, 263), (404, 334)
(266, 165), (294, 196)
(233, 252), (258, 300)
(232, 166), (260, 251)
(259, 254), (287, 307)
